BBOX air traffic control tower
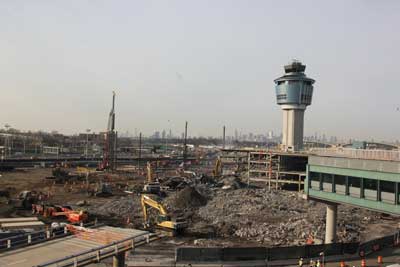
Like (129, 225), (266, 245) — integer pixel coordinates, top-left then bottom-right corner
(274, 60), (315, 151)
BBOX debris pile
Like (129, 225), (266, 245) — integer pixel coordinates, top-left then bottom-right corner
(89, 196), (140, 223)
(165, 186), (207, 211)
(217, 176), (246, 190)
(67, 171), (395, 247)
(190, 188), (383, 246)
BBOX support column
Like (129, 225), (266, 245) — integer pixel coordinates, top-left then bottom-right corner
(377, 180), (381, 201)
(325, 204), (337, 244)
(319, 173), (323, 191)
(113, 252), (125, 267)
(360, 178), (365, 199)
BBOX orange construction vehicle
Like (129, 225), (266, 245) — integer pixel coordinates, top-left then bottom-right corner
(32, 204), (88, 223)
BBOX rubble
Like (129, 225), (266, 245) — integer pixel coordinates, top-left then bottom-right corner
(188, 187), (384, 246)
(89, 196), (142, 227)
(217, 176), (246, 190)
(164, 186), (207, 211)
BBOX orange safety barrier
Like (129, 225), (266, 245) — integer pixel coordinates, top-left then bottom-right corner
(377, 256), (383, 264)
(361, 259), (367, 267)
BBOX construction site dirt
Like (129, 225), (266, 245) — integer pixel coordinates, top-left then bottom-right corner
(0, 167), (398, 249)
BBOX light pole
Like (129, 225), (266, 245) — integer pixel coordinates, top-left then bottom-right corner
(4, 124), (10, 157)
(165, 120), (171, 156)
(86, 129), (91, 159)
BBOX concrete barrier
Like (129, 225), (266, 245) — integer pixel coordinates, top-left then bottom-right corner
(268, 246), (305, 260)
(176, 247), (221, 262)
(358, 232), (399, 256)
(222, 247), (267, 261)
(175, 240), (369, 263)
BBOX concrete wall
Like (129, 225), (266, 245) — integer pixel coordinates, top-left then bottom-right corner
(176, 243), (358, 263)
(282, 109), (304, 151)
(309, 156), (400, 174)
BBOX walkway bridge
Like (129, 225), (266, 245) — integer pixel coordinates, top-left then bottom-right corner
(305, 148), (400, 244)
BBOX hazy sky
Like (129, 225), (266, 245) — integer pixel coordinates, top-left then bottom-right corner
(1, 1), (399, 140)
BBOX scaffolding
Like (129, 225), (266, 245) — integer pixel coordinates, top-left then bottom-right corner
(247, 151), (306, 192)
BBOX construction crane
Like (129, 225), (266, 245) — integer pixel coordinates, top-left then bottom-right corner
(100, 91), (117, 171)
(141, 194), (187, 236)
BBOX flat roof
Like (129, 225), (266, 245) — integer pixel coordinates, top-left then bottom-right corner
(0, 226), (148, 267)
(1, 221), (45, 229)
(0, 217), (38, 223)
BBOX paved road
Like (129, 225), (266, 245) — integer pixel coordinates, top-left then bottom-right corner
(0, 226), (148, 267)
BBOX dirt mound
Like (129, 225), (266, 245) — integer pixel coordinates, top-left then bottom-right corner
(174, 187), (207, 210)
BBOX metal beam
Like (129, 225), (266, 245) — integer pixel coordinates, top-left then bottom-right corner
(308, 189), (400, 215)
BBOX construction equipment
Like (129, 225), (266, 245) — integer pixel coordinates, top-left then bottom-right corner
(8, 191), (38, 209)
(51, 167), (73, 183)
(32, 204), (88, 223)
(213, 157), (223, 177)
(99, 91), (117, 171)
(94, 182), (113, 197)
(143, 162), (161, 194)
(141, 194), (187, 236)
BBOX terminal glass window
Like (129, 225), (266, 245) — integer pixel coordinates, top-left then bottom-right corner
(322, 173), (333, 192)
(348, 176), (361, 198)
(334, 175), (346, 195)
(364, 179), (377, 201)
(309, 172), (320, 189)
(381, 180), (395, 204)
(397, 183), (400, 205)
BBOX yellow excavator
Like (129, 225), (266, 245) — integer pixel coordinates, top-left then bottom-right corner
(213, 157), (223, 177)
(141, 194), (187, 236)
(143, 162), (161, 194)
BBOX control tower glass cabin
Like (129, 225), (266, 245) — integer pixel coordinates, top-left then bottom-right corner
(274, 60), (315, 151)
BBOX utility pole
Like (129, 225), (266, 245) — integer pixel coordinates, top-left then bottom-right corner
(23, 137), (26, 155)
(85, 129), (91, 159)
(223, 125), (226, 149)
(138, 132), (142, 169)
(183, 121), (188, 167)
(113, 131), (117, 170)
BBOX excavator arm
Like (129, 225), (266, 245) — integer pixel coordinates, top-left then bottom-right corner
(141, 194), (168, 216)
(140, 194), (187, 234)
(213, 157), (223, 177)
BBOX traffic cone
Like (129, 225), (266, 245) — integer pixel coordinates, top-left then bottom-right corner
(377, 256), (383, 264)
(340, 261), (345, 267)
(361, 259), (367, 267)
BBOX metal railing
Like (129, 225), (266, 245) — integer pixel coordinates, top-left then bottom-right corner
(0, 227), (68, 251)
(34, 232), (158, 267)
(310, 148), (400, 162)
(0, 221), (100, 252)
